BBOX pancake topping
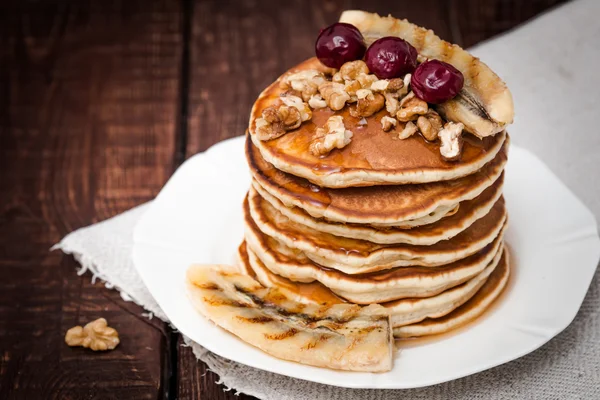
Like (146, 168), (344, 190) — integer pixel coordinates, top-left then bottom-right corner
(252, 22), (476, 161)
(309, 115), (353, 156)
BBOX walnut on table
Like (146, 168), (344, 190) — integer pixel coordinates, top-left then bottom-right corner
(309, 115), (353, 157)
(65, 318), (120, 351)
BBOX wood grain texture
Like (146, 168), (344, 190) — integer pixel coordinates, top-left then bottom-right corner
(0, 0), (181, 399)
(1, 1), (568, 399)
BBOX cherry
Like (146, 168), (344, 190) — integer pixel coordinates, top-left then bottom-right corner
(411, 60), (464, 104)
(365, 37), (418, 79)
(315, 23), (366, 69)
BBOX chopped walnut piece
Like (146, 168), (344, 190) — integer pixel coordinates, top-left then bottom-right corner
(309, 115), (353, 156)
(398, 121), (418, 139)
(318, 82), (351, 111)
(356, 73), (378, 89)
(280, 70), (326, 101)
(384, 92), (400, 115)
(65, 318), (120, 351)
(371, 79), (389, 92)
(280, 95), (312, 121)
(255, 102), (304, 141)
(344, 79), (362, 97)
(340, 60), (369, 80)
(255, 116), (283, 140)
(387, 77), (406, 93)
(277, 106), (302, 129)
(356, 89), (372, 100)
(417, 111), (444, 141)
(351, 91), (385, 118)
(381, 116), (397, 132)
(396, 92), (428, 122)
(403, 73), (412, 89)
(380, 77), (408, 115)
(439, 122), (465, 161)
(308, 94), (327, 109)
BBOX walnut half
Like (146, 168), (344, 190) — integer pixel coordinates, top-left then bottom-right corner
(255, 95), (311, 141)
(65, 318), (120, 351)
(309, 115), (353, 157)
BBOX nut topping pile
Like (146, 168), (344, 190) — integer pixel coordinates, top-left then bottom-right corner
(254, 21), (472, 161)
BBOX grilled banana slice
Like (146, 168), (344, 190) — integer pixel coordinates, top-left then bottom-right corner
(339, 10), (513, 137)
(187, 265), (393, 372)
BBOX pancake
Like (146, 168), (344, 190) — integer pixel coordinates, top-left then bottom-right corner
(247, 135), (508, 226)
(251, 175), (503, 245)
(238, 242), (345, 305)
(394, 248), (510, 338)
(245, 188), (507, 272)
(248, 57), (507, 188)
(244, 206), (506, 303)
(239, 241), (504, 329)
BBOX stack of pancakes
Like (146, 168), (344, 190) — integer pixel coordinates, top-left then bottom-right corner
(239, 58), (511, 338)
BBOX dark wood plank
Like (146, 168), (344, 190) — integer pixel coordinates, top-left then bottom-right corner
(0, 1), (182, 399)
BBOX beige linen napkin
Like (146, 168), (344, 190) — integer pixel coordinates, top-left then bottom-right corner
(55, 0), (600, 398)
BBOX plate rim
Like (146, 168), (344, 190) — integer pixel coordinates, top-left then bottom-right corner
(132, 137), (600, 389)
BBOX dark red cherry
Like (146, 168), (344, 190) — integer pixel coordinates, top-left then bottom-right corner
(411, 60), (464, 104)
(365, 37), (418, 79)
(315, 23), (366, 69)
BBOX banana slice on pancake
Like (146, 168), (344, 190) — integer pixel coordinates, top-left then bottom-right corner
(187, 265), (394, 372)
(339, 10), (513, 137)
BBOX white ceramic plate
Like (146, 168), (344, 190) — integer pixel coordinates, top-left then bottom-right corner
(132, 136), (600, 389)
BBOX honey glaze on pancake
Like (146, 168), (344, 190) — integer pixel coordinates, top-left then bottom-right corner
(399, 247), (511, 344)
(244, 195), (506, 294)
(249, 186), (507, 258)
(241, 238), (494, 311)
(247, 135), (509, 223)
(250, 175), (503, 245)
(250, 57), (502, 178)
(238, 241), (345, 306)
(241, 238), (505, 329)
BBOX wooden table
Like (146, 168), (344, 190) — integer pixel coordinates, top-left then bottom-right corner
(0, 1), (567, 398)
